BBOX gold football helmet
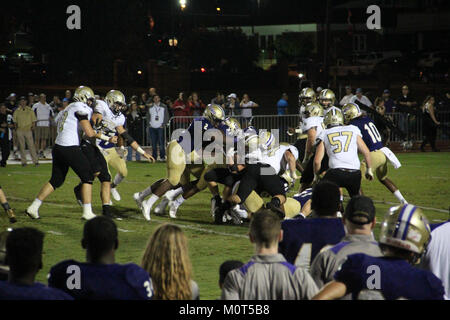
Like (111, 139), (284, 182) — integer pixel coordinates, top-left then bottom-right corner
(323, 107), (344, 128)
(299, 87), (316, 106)
(106, 90), (127, 115)
(380, 204), (431, 261)
(259, 130), (276, 151)
(318, 89), (336, 107)
(305, 102), (324, 118)
(204, 104), (225, 123)
(73, 86), (95, 104)
(224, 117), (242, 136)
(342, 103), (362, 124)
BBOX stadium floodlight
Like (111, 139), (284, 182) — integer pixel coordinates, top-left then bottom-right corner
(298, 73), (304, 79)
(179, 0), (187, 10)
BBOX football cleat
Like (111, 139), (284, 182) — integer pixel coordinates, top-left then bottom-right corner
(133, 192), (143, 210)
(110, 188), (121, 201)
(213, 206), (225, 225)
(154, 197), (169, 216)
(7, 209), (17, 223)
(168, 200), (179, 219)
(25, 206), (40, 220)
(227, 207), (243, 225)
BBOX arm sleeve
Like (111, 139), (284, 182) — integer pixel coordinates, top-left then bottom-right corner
(75, 111), (89, 121)
(220, 271), (241, 300)
(295, 268), (319, 300)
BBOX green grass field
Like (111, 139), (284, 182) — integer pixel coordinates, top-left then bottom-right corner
(0, 152), (449, 299)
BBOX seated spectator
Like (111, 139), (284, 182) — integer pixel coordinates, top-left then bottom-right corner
(310, 196), (382, 290)
(278, 181), (345, 271)
(219, 260), (244, 290)
(172, 92), (191, 128)
(277, 93), (289, 115)
(382, 89), (396, 113)
(189, 92), (206, 117)
(221, 209), (318, 300)
(350, 88), (373, 108)
(141, 224), (199, 300)
(0, 227), (72, 300)
(313, 204), (445, 300)
(48, 217), (153, 300)
(339, 86), (353, 106)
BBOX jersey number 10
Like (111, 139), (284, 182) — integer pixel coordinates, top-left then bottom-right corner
(364, 122), (382, 143)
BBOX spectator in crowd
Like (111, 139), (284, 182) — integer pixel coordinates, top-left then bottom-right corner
(32, 93), (53, 158)
(240, 94), (258, 122)
(316, 87), (323, 94)
(0, 228), (73, 300)
(189, 92), (206, 117)
(278, 181), (345, 270)
(226, 93), (240, 117)
(219, 260), (244, 290)
(13, 97), (39, 166)
(310, 196), (382, 290)
(48, 217), (153, 300)
(61, 98), (70, 111)
(141, 224), (199, 300)
(162, 96), (174, 118)
(27, 93), (34, 108)
(0, 231), (9, 280)
(382, 89), (396, 113)
(49, 96), (62, 114)
(339, 86), (353, 106)
(420, 96), (440, 152)
(211, 92), (226, 108)
(64, 90), (72, 102)
(277, 93), (289, 115)
(350, 88), (373, 108)
(126, 101), (144, 161)
(0, 103), (13, 167)
(221, 209), (318, 300)
(139, 92), (148, 107)
(33, 94), (39, 104)
(147, 94), (168, 161)
(396, 85), (418, 141)
(5, 93), (17, 113)
(373, 97), (391, 146)
(172, 92), (191, 129)
(148, 87), (157, 102)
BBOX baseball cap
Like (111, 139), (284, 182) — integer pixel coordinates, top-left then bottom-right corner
(7, 93), (16, 100)
(228, 93), (237, 99)
(402, 85), (409, 90)
(63, 98), (70, 102)
(383, 89), (390, 94)
(356, 88), (363, 94)
(316, 86), (323, 92)
(18, 96), (26, 101)
(344, 195), (375, 225)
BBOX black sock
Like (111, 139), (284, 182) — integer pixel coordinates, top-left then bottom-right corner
(102, 204), (112, 215)
(270, 197), (281, 207)
(2, 202), (11, 211)
(221, 201), (232, 211)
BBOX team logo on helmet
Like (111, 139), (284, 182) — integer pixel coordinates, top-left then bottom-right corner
(342, 103), (362, 124)
(323, 107), (344, 128)
(204, 104), (225, 123)
(73, 86), (95, 104)
(105, 90), (127, 116)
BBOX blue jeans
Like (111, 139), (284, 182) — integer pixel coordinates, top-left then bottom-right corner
(149, 127), (165, 159)
(127, 146), (140, 161)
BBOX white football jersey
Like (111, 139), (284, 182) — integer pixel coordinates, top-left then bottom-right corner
(317, 125), (362, 170)
(55, 102), (93, 147)
(94, 100), (126, 150)
(258, 144), (290, 174)
(303, 116), (325, 143)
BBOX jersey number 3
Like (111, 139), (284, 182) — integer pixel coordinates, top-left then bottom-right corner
(327, 131), (353, 153)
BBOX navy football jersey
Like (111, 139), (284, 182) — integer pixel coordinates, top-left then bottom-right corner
(293, 188), (312, 208)
(0, 281), (73, 300)
(350, 116), (383, 152)
(177, 117), (227, 154)
(279, 218), (345, 270)
(334, 253), (445, 300)
(48, 260), (153, 300)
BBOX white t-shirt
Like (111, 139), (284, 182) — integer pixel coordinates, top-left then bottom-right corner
(339, 94), (353, 106)
(149, 103), (165, 128)
(240, 101), (256, 118)
(350, 95), (372, 107)
(258, 144), (290, 174)
(55, 102), (93, 146)
(303, 116), (325, 144)
(421, 222), (450, 300)
(94, 100), (125, 150)
(32, 102), (53, 127)
(317, 124), (362, 170)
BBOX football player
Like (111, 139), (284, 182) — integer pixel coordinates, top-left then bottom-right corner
(314, 107), (373, 198)
(318, 89), (337, 111)
(342, 103), (407, 204)
(0, 186), (16, 223)
(27, 86), (117, 220)
(133, 104), (226, 221)
(313, 204), (445, 300)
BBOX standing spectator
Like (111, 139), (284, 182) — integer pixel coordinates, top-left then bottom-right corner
(0, 104), (13, 167)
(48, 217), (153, 300)
(5, 93), (17, 113)
(147, 94), (168, 161)
(420, 96), (440, 152)
(240, 93), (259, 123)
(148, 87), (157, 101)
(162, 96), (174, 118)
(382, 89), (396, 113)
(49, 96), (62, 114)
(126, 101), (144, 161)
(396, 85), (418, 141)
(33, 94), (39, 104)
(225, 93), (240, 117)
(189, 92), (206, 117)
(27, 93), (35, 108)
(13, 97), (39, 166)
(339, 86), (353, 106)
(141, 224), (199, 300)
(221, 209), (318, 300)
(219, 260), (244, 290)
(211, 92), (226, 108)
(139, 92), (148, 107)
(0, 228), (73, 300)
(350, 88), (372, 108)
(64, 90), (72, 102)
(276, 93), (289, 115)
(310, 196), (382, 290)
(61, 98), (70, 112)
(171, 92), (191, 129)
(32, 93), (53, 158)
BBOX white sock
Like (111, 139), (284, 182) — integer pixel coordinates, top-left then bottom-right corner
(174, 196), (185, 206)
(340, 195), (344, 202)
(113, 174), (125, 187)
(83, 203), (92, 214)
(147, 194), (159, 205)
(139, 186), (153, 200)
(166, 187), (183, 200)
(31, 198), (42, 209)
(393, 190), (407, 203)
